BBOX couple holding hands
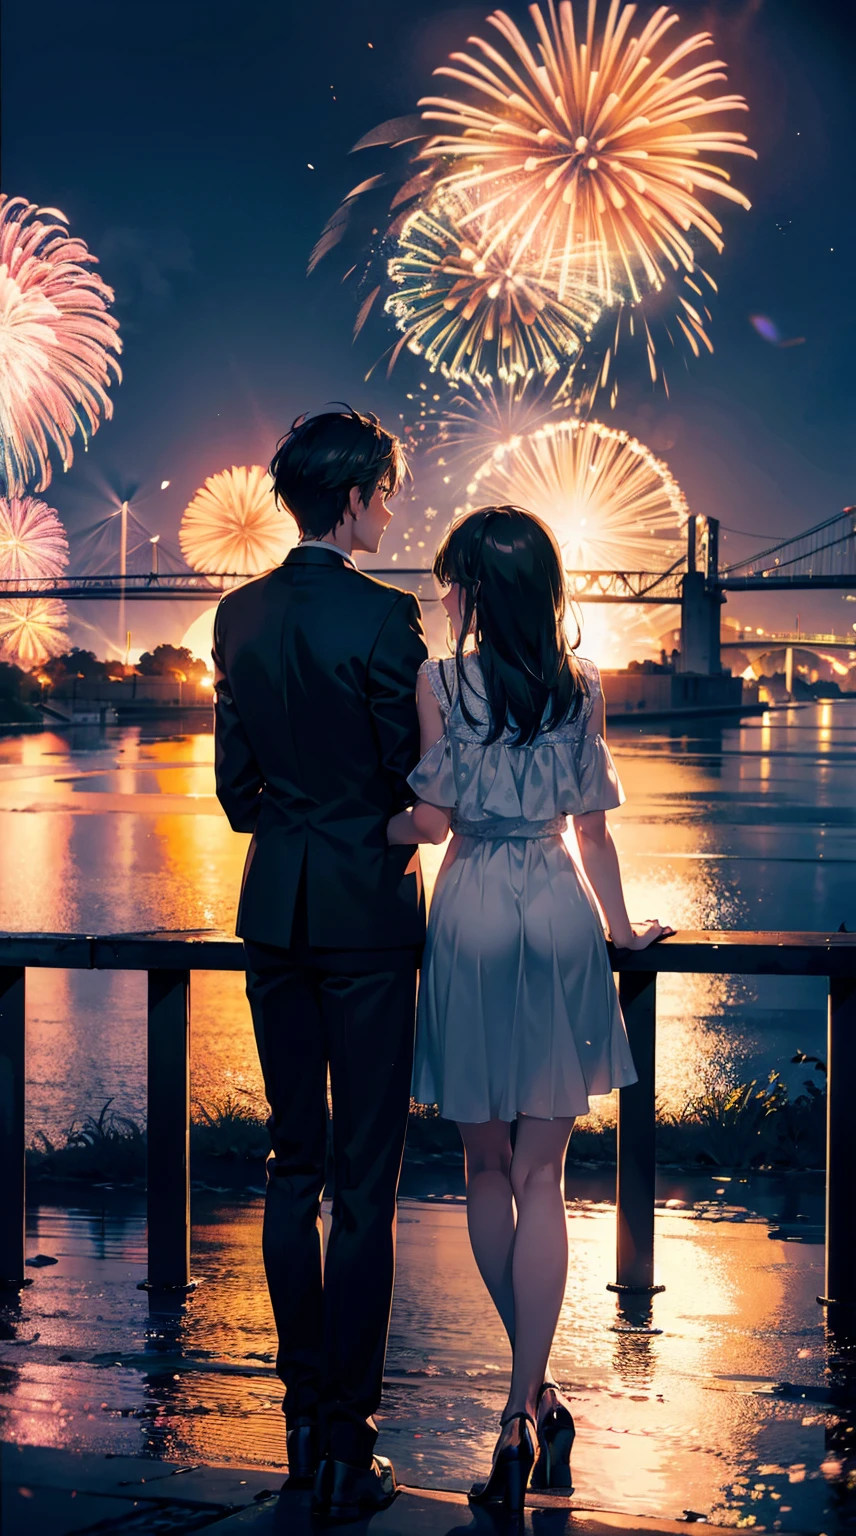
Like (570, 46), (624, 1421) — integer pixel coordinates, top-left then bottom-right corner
(213, 405), (670, 1522)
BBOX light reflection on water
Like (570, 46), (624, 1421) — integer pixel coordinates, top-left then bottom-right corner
(2, 1179), (849, 1531)
(0, 703), (854, 1137)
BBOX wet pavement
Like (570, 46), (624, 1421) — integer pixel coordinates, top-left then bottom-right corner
(2, 1171), (855, 1532)
(0, 1442), (733, 1536)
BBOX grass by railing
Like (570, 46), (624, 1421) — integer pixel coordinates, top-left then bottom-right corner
(25, 1060), (829, 1185)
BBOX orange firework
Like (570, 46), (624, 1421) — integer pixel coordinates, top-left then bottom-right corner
(0, 597), (67, 665)
(462, 414), (687, 568)
(179, 465), (298, 576)
(384, 187), (604, 383)
(418, 0), (755, 302)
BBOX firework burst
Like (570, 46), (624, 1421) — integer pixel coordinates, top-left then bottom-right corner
(0, 195), (122, 494)
(384, 188), (604, 384)
(567, 267), (718, 407)
(412, 373), (572, 474)
(0, 597), (67, 666)
(462, 415), (687, 569)
(0, 495), (69, 584)
(179, 465), (298, 576)
(418, 0), (755, 302)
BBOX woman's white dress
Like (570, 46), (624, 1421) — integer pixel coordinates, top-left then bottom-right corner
(409, 655), (637, 1123)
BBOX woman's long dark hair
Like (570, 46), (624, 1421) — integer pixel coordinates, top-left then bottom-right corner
(433, 505), (588, 746)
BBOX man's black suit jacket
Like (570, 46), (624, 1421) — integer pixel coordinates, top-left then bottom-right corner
(212, 543), (429, 950)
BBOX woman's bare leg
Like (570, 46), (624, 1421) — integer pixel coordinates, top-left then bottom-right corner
(505, 1114), (575, 1420)
(457, 1119), (516, 1346)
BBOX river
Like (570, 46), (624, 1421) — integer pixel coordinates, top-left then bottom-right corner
(1, 700), (854, 1141)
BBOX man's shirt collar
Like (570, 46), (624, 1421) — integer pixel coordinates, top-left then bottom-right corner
(299, 537), (356, 570)
(299, 537), (353, 568)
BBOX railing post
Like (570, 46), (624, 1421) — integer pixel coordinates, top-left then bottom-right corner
(819, 975), (856, 1310)
(141, 969), (193, 1292)
(0, 968), (28, 1290)
(608, 970), (664, 1296)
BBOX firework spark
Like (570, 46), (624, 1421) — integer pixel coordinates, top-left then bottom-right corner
(179, 465), (299, 575)
(0, 597), (67, 666)
(0, 195), (122, 494)
(415, 373), (573, 474)
(418, 1), (755, 302)
(462, 416), (687, 569)
(0, 495), (69, 584)
(562, 266), (719, 408)
(384, 189), (604, 383)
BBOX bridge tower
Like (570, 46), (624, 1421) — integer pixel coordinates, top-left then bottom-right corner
(679, 515), (723, 675)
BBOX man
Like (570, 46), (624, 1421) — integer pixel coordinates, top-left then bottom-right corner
(213, 407), (427, 1521)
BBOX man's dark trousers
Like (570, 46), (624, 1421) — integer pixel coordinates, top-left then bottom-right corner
(244, 932), (417, 1470)
(213, 545), (427, 1470)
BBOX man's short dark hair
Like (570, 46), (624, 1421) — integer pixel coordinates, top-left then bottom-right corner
(269, 407), (408, 540)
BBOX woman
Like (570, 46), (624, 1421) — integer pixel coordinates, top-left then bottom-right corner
(388, 506), (672, 1512)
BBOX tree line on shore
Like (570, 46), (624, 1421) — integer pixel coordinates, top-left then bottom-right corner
(0, 644), (212, 720)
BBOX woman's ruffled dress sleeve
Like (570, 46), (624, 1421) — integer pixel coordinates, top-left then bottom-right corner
(406, 659), (458, 808)
(405, 655), (624, 821)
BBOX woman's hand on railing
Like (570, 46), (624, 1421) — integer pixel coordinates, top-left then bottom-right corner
(609, 920), (675, 951)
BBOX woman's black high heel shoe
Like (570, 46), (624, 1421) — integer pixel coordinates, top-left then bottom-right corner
(533, 1383), (575, 1491)
(469, 1412), (536, 1514)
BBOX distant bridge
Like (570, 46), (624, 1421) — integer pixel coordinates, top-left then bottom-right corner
(0, 574), (241, 602)
(722, 631), (856, 654)
(3, 506), (854, 675)
(0, 567), (690, 604)
(717, 508), (856, 591)
(4, 507), (852, 604)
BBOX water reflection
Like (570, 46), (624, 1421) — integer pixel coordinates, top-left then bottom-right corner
(0, 705), (853, 1136)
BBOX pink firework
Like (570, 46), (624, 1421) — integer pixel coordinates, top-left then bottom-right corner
(0, 195), (122, 494)
(0, 495), (69, 584)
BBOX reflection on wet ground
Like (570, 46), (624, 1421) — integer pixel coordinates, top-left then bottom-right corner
(1, 703), (854, 1139)
(2, 1174), (856, 1530)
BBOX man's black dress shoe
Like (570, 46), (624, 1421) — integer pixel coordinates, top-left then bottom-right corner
(285, 1417), (319, 1489)
(311, 1455), (398, 1523)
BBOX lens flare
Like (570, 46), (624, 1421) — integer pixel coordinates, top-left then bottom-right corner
(0, 495), (69, 584)
(0, 596), (67, 665)
(418, 1), (755, 302)
(0, 195), (122, 494)
(384, 189), (604, 384)
(462, 415), (687, 569)
(179, 465), (299, 576)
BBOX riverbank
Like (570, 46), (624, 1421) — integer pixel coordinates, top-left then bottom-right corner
(25, 1060), (828, 1191)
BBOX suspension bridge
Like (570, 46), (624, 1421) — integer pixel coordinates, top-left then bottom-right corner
(2, 505), (854, 675)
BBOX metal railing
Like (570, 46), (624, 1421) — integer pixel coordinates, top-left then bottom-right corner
(1, 932), (854, 1307)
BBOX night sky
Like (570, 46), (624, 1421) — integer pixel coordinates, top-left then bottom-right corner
(2, 0), (854, 656)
